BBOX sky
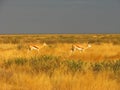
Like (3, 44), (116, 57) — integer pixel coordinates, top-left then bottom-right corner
(0, 0), (120, 34)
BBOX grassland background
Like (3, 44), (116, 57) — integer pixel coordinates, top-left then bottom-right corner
(0, 34), (120, 90)
(0, 34), (120, 44)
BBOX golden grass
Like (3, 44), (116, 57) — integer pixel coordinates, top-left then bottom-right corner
(0, 41), (120, 90)
(0, 70), (119, 90)
(1, 43), (119, 61)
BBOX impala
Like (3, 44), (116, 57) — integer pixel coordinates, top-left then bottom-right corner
(29, 43), (47, 51)
(71, 43), (91, 53)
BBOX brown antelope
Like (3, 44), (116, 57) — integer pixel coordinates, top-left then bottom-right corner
(29, 43), (47, 51)
(71, 43), (91, 53)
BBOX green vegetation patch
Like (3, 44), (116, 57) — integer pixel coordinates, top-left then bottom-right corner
(2, 55), (120, 77)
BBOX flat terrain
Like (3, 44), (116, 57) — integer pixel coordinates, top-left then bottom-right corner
(0, 34), (120, 90)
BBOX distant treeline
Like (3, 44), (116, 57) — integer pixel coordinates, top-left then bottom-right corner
(0, 34), (120, 44)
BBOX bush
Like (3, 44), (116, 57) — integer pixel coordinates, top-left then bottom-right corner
(14, 58), (28, 65)
(112, 60), (120, 75)
(3, 58), (28, 68)
(29, 55), (60, 75)
(91, 62), (104, 73)
(63, 60), (84, 74)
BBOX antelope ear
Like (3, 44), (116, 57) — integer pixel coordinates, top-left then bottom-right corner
(43, 42), (47, 46)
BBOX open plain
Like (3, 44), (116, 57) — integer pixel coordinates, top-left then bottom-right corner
(0, 34), (120, 90)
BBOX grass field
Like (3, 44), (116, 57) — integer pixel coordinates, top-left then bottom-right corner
(0, 34), (120, 90)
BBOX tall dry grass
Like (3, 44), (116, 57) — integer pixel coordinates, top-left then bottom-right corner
(0, 69), (119, 90)
(0, 39), (120, 90)
(0, 43), (119, 61)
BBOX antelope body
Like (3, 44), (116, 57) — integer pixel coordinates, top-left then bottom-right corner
(71, 43), (91, 53)
(29, 43), (47, 51)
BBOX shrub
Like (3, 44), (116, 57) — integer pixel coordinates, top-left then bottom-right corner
(91, 62), (104, 73)
(2, 58), (28, 68)
(63, 60), (84, 74)
(29, 55), (60, 75)
(112, 60), (120, 75)
(14, 58), (28, 65)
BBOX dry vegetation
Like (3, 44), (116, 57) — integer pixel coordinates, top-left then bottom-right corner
(0, 34), (120, 90)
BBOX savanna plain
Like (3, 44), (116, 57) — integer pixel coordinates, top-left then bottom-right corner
(0, 34), (120, 90)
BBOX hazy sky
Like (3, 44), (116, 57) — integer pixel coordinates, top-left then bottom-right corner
(0, 0), (120, 34)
